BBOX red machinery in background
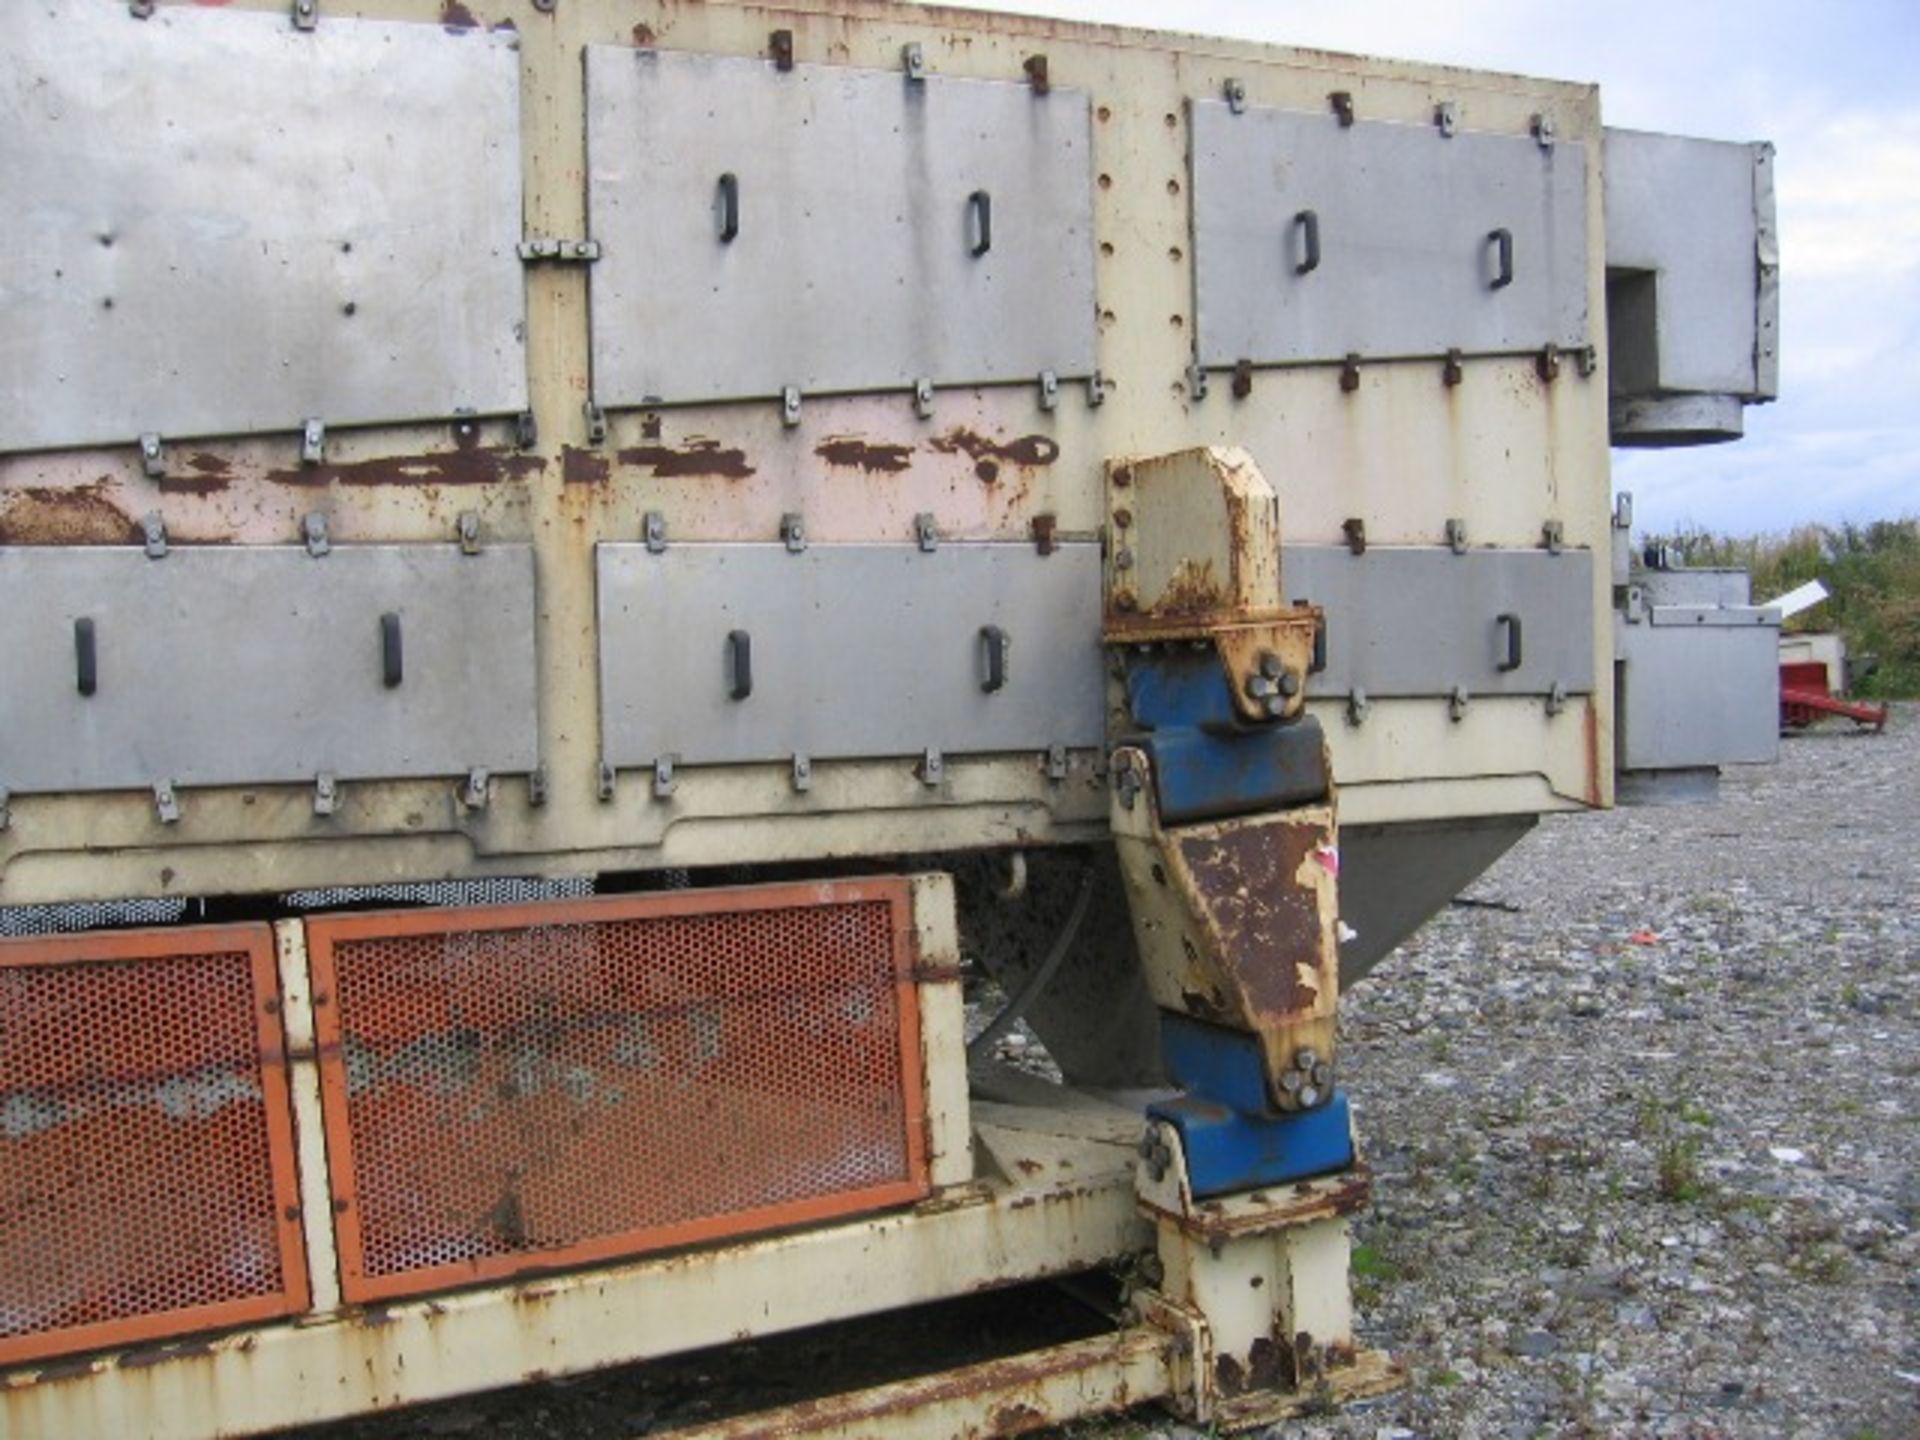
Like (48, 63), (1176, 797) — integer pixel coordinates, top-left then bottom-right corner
(1780, 661), (1889, 732)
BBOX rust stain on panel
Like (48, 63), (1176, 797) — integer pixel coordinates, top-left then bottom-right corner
(264, 448), (543, 489)
(1153, 558), (1229, 616)
(0, 482), (142, 545)
(1174, 819), (1328, 1021)
(561, 447), (612, 486)
(616, 438), (756, 480)
(439, 0), (478, 31)
(1585, 697), (1602, 806)
(928, 429), (1060, 485)
(815, 436), (914, 474)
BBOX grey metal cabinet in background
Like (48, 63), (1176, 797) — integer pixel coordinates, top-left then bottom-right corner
(584, 48), (1099, 406)
(1191, 101), (1588, 368)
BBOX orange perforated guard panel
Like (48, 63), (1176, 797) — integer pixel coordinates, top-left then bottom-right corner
(0, 925), (308, 1366)
(307, 878), (929, 1302)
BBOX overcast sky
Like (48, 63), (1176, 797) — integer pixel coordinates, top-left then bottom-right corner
(960, 0), (1919, 538)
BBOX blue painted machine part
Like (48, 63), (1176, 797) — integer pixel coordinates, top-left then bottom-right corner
(1120, 649), (1328, 825)
(1150, 1012), (1355, 1197)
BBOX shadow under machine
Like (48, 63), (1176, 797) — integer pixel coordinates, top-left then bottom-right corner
(0, 2), (1776, 1433)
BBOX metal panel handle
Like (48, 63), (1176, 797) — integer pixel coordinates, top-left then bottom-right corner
(74, 617), (97, 697)
(1488, 227), (1514, 289)
(727, 629), (753, 701)
(1497, 612), (1523, 672)
(1294, 209), (1320, 275)
(978, 625), (1009, 693)
(968, 190), (993, 257)
(380, 612), (404, 688)
(717, 172), (740, 244)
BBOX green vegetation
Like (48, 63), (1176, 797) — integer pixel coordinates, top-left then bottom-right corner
(1644, 517), (1920, 697)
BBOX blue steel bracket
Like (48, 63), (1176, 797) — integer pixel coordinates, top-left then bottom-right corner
(1119, 647), (1329, 825)
(1149, 1012), (1354, 1198)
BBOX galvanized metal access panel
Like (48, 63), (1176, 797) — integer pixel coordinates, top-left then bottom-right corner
(1283, 546), (1595, 698)
(0, 6), (527, 454)
(1192, 103), (1588, 366)
(0, 546), (539, 794)
(585, 48), (1098, 405)
(597, 542), (1104, 766)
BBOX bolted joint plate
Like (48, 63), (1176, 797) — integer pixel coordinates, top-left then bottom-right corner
(1103, 446), (1285, 631)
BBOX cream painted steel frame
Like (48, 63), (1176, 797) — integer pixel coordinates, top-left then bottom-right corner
(0, 0), (1614, 909)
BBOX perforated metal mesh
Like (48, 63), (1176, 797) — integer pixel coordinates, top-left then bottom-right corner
(0, 897), (189, 939)
(310, 880), (927, 1301)
(0, 927), (306, 1364)
(284, 875), (593, 913)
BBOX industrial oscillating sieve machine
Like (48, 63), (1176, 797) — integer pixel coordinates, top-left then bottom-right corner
(0, 2), (1778, 1434)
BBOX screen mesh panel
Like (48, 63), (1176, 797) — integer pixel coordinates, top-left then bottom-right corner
(308, 879), (927, 1302)
(0, 925), (307, 1364)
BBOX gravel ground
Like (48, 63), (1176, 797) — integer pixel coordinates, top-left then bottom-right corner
(1257, 705), (1920, 1440)
(300, 708), (1917, 1440)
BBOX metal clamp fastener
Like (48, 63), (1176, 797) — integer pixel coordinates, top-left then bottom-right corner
(138, 432), (166, 480)
(303, 512), (331, 557)
(300, 418), (325, 467)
